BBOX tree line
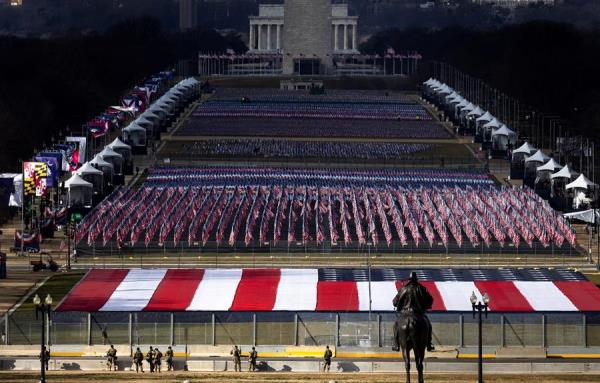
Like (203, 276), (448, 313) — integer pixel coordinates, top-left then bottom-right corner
(0, 17), (244, 171)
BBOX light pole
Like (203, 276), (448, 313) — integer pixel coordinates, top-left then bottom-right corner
(34, 293), (52, 383)
(470, 291), (489, 383)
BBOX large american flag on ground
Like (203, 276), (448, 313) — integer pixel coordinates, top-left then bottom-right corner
(55, 268), (600, 313)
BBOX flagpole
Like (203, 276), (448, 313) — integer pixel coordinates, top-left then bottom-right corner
(21, 161), (25, 256)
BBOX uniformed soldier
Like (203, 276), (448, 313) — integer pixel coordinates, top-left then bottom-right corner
(323, 345), (332, 372)
(248, 346), (258, 372)
(133, 347), (144, 373)
(146, 346), (154, 373)
(39, 348), (50, 371)
(165, 346), (174, 371)
(230, 345), (241, 372)
(154, 347), (163, 373)
(106, 344), (117, 371)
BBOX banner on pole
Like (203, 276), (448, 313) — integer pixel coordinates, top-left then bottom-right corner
(66, 136), (87, 165)
(23, 162), (48, 197)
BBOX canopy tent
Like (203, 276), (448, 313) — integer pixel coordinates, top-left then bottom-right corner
(447, 95), (464, 105)
(445, 91), (459, 101)
(122, 123), (147, 148)
(460, 102), (476, 113)
(434, 85), (452, 95)
(455, 99), (469, 109)
(483, 117), (501, 129)
(566, 174), (596, 210)
(76, 162), (103, 194)
(90, 155), (114, 185)
(536, 158), (562, 187)
(566, 174), (596, 190)
(140, 110), (163, 127)
(108, 138), (132, 162)
(564, 209), (600, 224)
(537, 158), (562, 173)
(551, 165), (578, 180)
(476, 111), (493, 123)
(98, 147), (123, 175)
(491, 125), (517, 150)
(467, 106), (484, 117)
(65, 173), (93, 208)
(146, 106), (168, 122)
(481, 117), (501, 142)
(525, 150), (550, 164)
(154, 100), (176, 114)
(134, 116), (156, 138)
(513, 142), (536, 155)
(475, 112), (494, 137)
(0, 173), (19, 207)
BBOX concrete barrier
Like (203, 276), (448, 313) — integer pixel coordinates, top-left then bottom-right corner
(2, 357), (600, 373)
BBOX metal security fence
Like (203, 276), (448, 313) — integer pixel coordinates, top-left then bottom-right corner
(3, 311), (600, 349)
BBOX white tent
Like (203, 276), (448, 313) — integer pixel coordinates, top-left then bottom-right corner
(4, 173), (22, 207)
(483, 118), (501, 129)
(90, 155), (114, 184)
(108, 138), (132, 163)
(566, 174), (596, 209)
(98, 147), (124, 175)
(551, 165), (578, 180)
(525, 150), (550, 164)
(537, 158), (562, 173)
(513, 142), (536, 155)
(65, 173), (93, 208)
(467, 106), (484, 117)
(563, 209), (600, 224)
(566, 174), (596, 190)
(461, 103), (476, 113)
(447, 95), (463, 105)
(445, 91), (459, 100)
(146, 106), (168, 124)
(491, 125), (517, 150)
(136, 116), (155, 129)
(76, 162), (103, 194)
(476, 111), (493, 123)
(123, 123), (147, 147)
(435, 85), (452, 95)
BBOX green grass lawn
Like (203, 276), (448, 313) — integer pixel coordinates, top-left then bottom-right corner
(15, 272), (84, 315)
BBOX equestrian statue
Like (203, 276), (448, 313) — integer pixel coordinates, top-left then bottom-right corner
(392, 272), (435, 383)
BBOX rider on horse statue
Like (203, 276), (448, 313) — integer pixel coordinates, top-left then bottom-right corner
(392, 272), (435, 352)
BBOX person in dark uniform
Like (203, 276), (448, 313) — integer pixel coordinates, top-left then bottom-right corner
(146, 346), (155, 373)
(106, 344), (117, 371)
(133, 347), (144, 373)
(40, 348), (50, 371)
(230, 345), (241, 372)
(392, 272), (435, 352)
(165, 346), (174, 371)
(323, 345), (332, 372)
(248, 346), (258, 372)
(153, 347), (163, 373)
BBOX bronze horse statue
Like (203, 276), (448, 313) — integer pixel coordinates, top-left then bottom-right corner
(392, 272), (434, 383)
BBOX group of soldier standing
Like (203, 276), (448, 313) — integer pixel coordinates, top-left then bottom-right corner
(105, 345), (173, 373)
(230, 345), (259, 372)
(231, 345), (333, 373)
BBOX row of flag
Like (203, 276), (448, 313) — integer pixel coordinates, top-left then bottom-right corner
(75, 184), (576, 249)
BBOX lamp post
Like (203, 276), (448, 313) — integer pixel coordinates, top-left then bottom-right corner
(470, 291), (489, 383)
(34, 293), (52, 383)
